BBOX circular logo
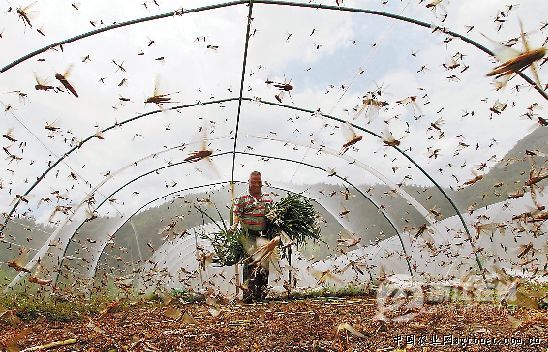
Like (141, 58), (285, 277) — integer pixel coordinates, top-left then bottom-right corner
(375, 274), (425, 322)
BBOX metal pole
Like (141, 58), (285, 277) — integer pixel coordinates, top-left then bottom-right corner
(287, 246), (292, 298)
(230, 0), (255, 182)
(230, 181), (240, 298)
(197, 213), (204, 290)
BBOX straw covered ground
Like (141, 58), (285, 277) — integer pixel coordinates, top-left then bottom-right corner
(1, 294), (546, 352)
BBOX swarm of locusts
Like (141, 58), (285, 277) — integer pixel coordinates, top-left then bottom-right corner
(1, 1), (547, 325)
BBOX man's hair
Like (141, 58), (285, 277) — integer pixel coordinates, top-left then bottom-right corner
(249, 171), (261, 179)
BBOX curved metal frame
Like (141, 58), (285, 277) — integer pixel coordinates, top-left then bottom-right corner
(92, 181), (230, 281)
(94, 181), (328, 280)
(50, 152), (229, 283)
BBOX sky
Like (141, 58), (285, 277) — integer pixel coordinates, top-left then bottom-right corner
(0, 0), (546, 239)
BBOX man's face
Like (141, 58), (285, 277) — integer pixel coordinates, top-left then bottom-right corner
(249, 175), (262, 195)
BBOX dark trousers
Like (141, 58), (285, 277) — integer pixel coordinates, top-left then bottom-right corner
(242, 261), (269, 302)
(240, 229), (269, 302)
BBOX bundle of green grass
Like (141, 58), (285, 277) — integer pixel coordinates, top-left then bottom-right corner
(195, 205), (245, 267)
(207, 226), (245, 267)
(264, 193), (322, 249)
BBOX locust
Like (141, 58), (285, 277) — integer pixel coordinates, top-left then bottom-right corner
(7, 248), (31, 273)
(486, 20), (546, 88)
(34, 73), (54, 91)
(16, 2), (36, 27)
(55, 65), (78, 97)
(339, 122), (362, 154)
(144, 77), (178, 107)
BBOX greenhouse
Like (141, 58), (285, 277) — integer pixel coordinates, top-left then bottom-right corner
(0, 0), (546, 350)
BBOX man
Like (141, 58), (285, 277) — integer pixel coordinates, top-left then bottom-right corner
(232, 171), (273, 302)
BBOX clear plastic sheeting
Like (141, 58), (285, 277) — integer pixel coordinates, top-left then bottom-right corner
(0, 0), (546, 298)
(138, 222), (237, 297)
(133, 191), (546, 299)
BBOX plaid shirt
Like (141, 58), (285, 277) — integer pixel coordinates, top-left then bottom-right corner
(233, 192), (273, 231)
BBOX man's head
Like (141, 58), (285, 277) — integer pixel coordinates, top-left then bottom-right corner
(249, 171), (262, 196)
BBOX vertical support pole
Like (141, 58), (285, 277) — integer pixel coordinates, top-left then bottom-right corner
(197, 214), (204, 290)
(287, 246), (293, 298)
(230, 181), (240, 298)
